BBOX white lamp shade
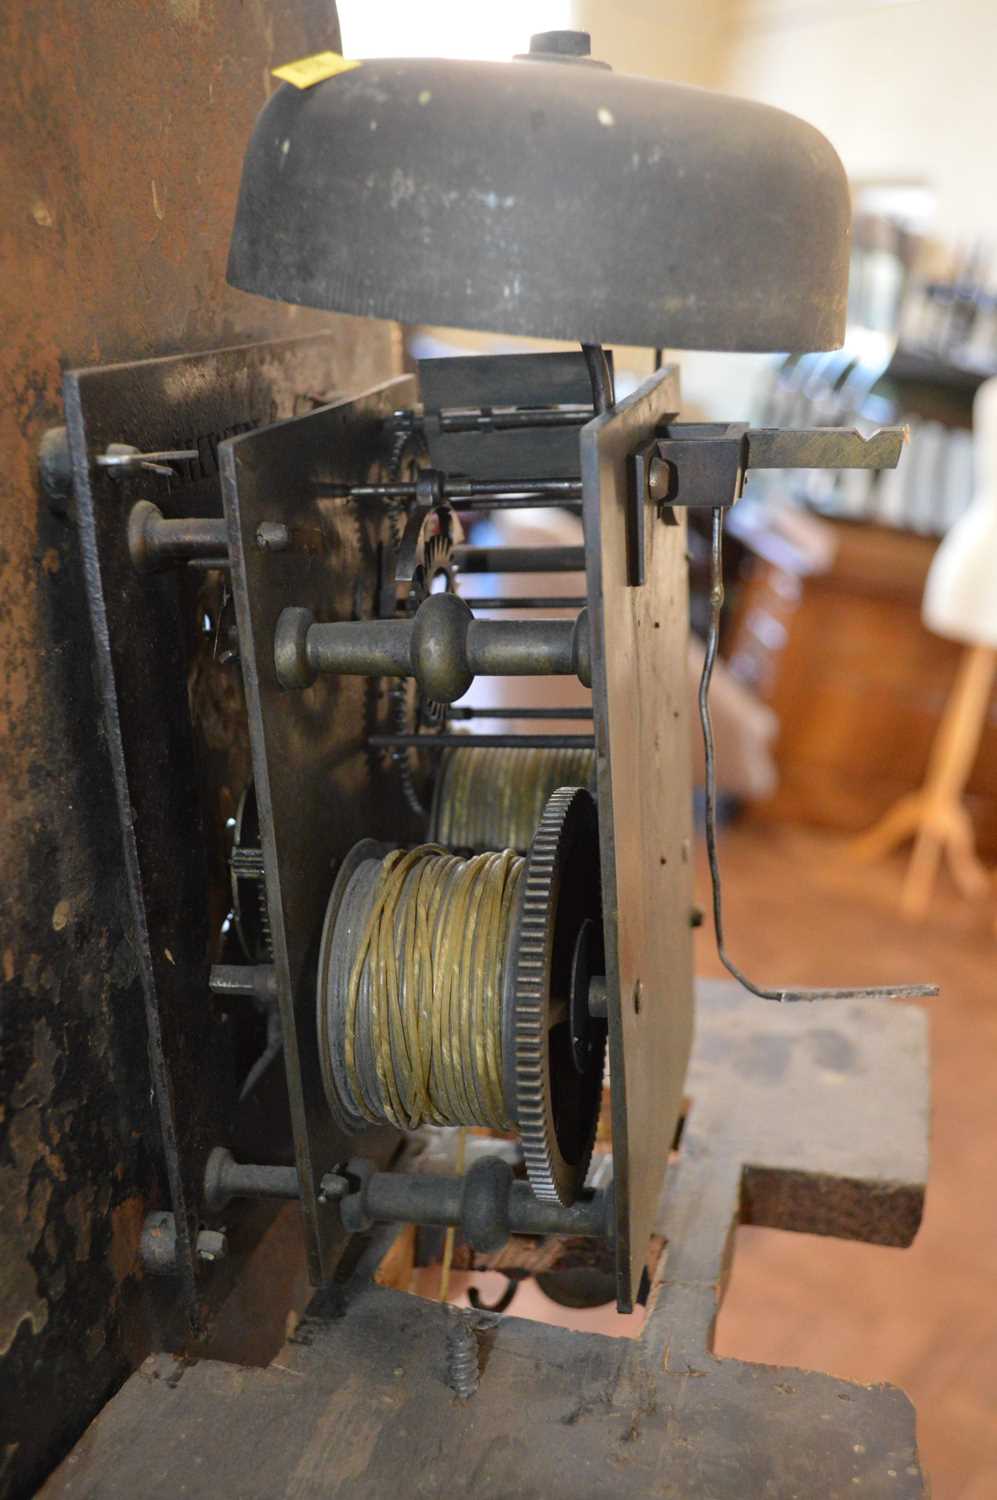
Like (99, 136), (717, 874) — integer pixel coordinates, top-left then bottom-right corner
(922, 376), (997, 648)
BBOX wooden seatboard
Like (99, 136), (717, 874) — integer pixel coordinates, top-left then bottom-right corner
(44, 983), (929, 1500)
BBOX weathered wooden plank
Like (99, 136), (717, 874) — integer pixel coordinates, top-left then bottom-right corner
(44, 982), (929, 1499)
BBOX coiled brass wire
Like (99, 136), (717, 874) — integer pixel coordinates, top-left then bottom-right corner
(343, 845), (523, 1130)
(430, 745), (595, 852)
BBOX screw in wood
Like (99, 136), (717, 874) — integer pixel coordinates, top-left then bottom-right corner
(446, 1312), (479, 1400)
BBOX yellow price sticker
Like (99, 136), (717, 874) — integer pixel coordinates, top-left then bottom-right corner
(272, 51), (362, 90)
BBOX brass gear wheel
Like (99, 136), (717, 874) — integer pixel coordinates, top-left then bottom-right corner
(506, 785), (606, 1205)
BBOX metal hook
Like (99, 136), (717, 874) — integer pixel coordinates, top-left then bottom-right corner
(699, 506), (937, 1004)
(467, 1276), (520, 1314)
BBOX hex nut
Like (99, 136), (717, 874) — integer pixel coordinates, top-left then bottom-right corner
(256, 521), (291, 552)
(647, 454), (675, 505)
(196, 1228), (229, 1263)
(317, 1172), (349, 1206)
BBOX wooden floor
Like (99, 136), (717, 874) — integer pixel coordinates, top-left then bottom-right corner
(695, 820), (997, 1500)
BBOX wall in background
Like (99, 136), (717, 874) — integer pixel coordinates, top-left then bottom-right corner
(338, 0), (728, 77)
(571, 0), (997, 412)
(723, 0), (997, 252)
(573, 0), (997, 257)
(574, 0), (735, 87)
(337, 1), (573, 60)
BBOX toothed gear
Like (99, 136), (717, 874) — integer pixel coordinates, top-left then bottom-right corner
(387, 501), (455, 808)
(386, 515), (454, 811)
(406, 524), (454, 727)
(230, 781), (273, 963)
(373, 424), (452, 808)
(509, 785), (606, 1206)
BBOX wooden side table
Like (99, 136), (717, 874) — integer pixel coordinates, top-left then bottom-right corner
(726, 519), (997, 873)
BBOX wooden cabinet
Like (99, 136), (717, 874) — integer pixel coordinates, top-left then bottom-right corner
(727, 519), (997, 852)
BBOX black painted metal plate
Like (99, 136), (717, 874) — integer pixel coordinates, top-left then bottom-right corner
(219, 381), (426, 1282)
(65, 333), (348, 1321)
(581, 365), (695, 1311)
(420, 352), (603, 480)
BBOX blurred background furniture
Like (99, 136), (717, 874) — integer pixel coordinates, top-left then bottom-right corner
(850, 643), (994, 915)
(722, 213), (997, 898)
(850, 377), (997, 914)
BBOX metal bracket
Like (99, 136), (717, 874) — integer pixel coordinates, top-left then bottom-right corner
(627, 420), (908, 585)
(647, 420), (906, 510)
(647, 422), (750, 514)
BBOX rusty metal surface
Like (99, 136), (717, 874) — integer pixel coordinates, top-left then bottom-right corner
(64, 334), (372, 1319)
(581, 366), (694, 1310)
(0, 4), (402, 1497)
(744, 426), (908, 471)
(42, 981), (930, 1500)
